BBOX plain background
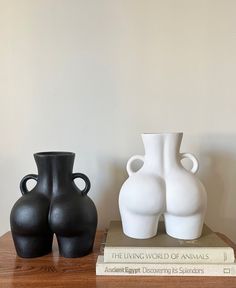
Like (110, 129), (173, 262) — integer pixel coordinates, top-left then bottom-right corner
(0, 0), (236, 241)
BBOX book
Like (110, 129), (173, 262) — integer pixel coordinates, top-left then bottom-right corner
(103, 221), (235, 264)
(96, 255), (236, 276)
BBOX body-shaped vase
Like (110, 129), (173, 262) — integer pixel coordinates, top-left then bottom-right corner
(119, 133), (207, 240)
(10, 152), (97, 258)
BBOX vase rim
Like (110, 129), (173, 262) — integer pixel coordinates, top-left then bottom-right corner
(142, 132), (183, 135)
(34, 151), (75, 157)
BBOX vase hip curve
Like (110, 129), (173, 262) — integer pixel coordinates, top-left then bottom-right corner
(119, 173), (166, 239)
(164, 169), (207, 240)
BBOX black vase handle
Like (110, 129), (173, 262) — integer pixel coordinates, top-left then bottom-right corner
(72, 173), (91, 195)
(20, 174), (38, 195)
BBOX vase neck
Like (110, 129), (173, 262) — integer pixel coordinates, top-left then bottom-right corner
(34, 152), (75, 197)
(142, 133), (182, 176)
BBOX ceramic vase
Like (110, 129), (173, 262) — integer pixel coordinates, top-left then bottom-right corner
(119, 133), (207, 240)
(10, 152), (97, 258)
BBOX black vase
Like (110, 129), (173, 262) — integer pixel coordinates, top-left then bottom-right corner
(10, 152), (97, 258)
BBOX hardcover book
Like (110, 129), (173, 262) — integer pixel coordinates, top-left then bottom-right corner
(96, 255), (236, 277)
(103, 221), (235, 264)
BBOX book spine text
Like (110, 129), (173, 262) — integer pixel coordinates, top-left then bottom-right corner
(104, 247), (235, 263)
(96, 256), (236, 276)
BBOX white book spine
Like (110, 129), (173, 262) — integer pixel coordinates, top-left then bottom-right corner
(103, 247), (235, 264)
(96, 256), (236, 277)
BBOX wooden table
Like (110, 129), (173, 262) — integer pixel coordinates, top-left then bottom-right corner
(0, 231), (236, 288)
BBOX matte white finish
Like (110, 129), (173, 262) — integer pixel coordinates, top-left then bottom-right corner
(119, 133), (207, 240)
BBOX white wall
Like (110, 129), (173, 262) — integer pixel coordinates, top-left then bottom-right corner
(1, 0), (236, 241)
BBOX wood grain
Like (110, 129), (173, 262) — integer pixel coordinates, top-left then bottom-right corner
(0, 231), (235, 288)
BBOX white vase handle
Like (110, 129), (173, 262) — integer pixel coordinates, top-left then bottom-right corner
(180, 153), (199, 174)
(126, 155), (145, 176)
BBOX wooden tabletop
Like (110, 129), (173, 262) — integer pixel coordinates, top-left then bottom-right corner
(0, 231), (236, 288)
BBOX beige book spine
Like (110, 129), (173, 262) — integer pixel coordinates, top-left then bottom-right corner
(96, 256), (236, 276)
(103, 247), (235, 264)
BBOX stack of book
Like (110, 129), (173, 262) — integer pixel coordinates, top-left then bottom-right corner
(96, 221), (236, 277)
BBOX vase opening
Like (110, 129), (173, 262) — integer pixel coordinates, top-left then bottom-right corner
(34, 152), (75, 157)
(142, 132), (183, 135)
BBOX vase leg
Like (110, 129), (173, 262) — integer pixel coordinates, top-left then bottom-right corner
(121, 209), (161, 239)
(11, 233), (53, 258)
(56, 230), (96, 258)
(164, 213), (205, 240)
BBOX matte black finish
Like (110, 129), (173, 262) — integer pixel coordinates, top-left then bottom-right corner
(10, 152), (97, 258)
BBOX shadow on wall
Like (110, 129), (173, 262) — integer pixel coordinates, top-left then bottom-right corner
(95, 159), (128, 230)
(197, 134), (236, 242)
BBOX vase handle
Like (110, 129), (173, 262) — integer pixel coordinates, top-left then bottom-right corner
(72, 173), (91, 195)
(20, 174), (38, 195)
(126, 155), (145, 176)
(180, 153), (199, 174)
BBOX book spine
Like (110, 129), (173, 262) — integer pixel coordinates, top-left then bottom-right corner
(96, 256), (236, 277)
(104, 247), (235, 264)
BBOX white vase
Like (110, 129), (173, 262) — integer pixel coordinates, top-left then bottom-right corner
(119, 133), (207, 240)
